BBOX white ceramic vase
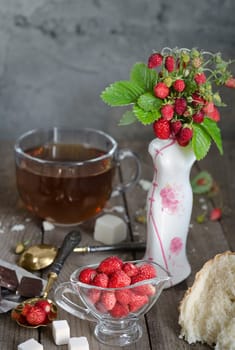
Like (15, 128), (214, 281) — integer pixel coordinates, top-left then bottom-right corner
(144, 138), (196, 287)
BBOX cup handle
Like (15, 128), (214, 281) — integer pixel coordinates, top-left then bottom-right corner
(54, 282), (96, 322)
(114, 149), (141, 193)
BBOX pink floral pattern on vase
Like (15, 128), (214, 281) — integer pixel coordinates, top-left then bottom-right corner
(160, 185), (180, 214)
(169, 237), (183, 255)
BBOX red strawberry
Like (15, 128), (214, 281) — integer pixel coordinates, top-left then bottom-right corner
(138, 263), (157, 279)
(100, 291), (116, 310)
(173, 79), (186, 92)
(26, 306), (47, 326)
(161, 104), (174, 120)
(154, 82), (169, 99)
(109, 302), (129, 318)
(192, 110), (204, 123)
(210, 208), (222, 221)
(133, 283), (155, 296)
(148, 53), (163, 68)
(115, 289), (133, 305)
(11, 310), (26, 325)
(165, 56), (175, 72)
(34, 300), (51, 314)
(194, 72), (207, 84)
(171, 120), (182, 135)
(11, 309), (21, 321)
(78, 268), (96, 284)
(209, 107), (220, 122)
(131, 274), (156, 296)
(203, 102), (214, 114)
(122, 262), (138, 277)
(97, 256), (123, 275)
(21, 303), (32, 317)
(88, 289), (101, 304)
(129, 294), (148, 312)
(92, 273), (109, 288)
(108, 270), (131, 288)
(204, 105), (220, 122)
(225, 77), (235, 88)
(153, 118), (171, 139)
(174, 98), (187, 115)
(176, 127), (193, 146)
(192, 93), (205, 107)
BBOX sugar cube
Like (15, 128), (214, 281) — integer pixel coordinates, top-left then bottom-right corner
(68, 337), (89, 350)
(18, 338), (43, 350)
(94, 214), (127, 244)
(52, 320), (70, 345)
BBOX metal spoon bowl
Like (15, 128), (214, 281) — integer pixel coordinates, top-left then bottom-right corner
(11, 230), (82, 328)
(18, 244), (57, 271)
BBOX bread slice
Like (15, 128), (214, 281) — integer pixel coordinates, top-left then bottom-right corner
(215, 317), (235, 350)
(178, 251), (235, 346)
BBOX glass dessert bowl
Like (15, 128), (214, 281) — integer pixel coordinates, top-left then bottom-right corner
(54, 257), (171, 346)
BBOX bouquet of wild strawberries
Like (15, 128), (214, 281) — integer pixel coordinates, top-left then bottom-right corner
(101, 47), (235, 160)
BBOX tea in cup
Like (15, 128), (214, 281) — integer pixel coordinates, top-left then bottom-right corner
(14, 127), (141, 226)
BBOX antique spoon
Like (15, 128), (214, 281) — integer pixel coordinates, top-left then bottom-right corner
(18, 241), (146, 271)
(11, 230), (81, 328)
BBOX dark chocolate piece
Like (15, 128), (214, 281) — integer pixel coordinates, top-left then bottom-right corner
(17, 276), (43, 297)
(0, 265), (19, 291)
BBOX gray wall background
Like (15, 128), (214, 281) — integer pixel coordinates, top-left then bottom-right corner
(0, 0), (235, 142)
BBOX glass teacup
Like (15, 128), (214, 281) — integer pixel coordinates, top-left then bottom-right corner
(14, 127), (141, 226)
(54, 260), (171, 346)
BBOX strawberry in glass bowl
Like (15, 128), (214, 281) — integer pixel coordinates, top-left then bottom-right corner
(54, 256), (171, 346)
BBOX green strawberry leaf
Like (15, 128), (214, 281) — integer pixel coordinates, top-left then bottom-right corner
(137, 93), (163, 112)
(118, 111), (137, 126)
(100, 80), (145, 106)
(191, 170), (213, 194)
(130, 63), (157, 91)
(133, 105), (161, 125)
(192, 124), (211, 160)
(201, 118), (223, 155)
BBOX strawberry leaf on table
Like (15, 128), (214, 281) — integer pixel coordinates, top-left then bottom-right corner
(191, 171), (213, 194)
(100, 80), (145, 106)
(192, 124), (211, 160)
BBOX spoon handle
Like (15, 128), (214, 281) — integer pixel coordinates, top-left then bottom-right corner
(74, 241), (146, 253)
(50, 230), (82, 276)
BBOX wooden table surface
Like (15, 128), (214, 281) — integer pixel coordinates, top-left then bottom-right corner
(0, 138), (234, 350)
